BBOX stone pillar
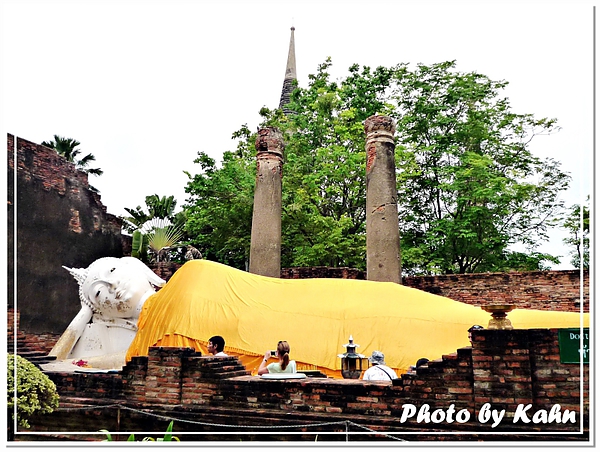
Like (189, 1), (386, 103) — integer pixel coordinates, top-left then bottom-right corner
(249, 127), (284, 277)
(364, 115), (401, 283)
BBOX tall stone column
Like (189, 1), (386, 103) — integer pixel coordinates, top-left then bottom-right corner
(364, 115), (401, 283)
(249, 127), (284, 277)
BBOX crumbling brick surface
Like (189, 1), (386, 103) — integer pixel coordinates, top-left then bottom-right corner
(280, 267), (586, 313)
(8, 134), (126, 334)
(36, 330), (588, 440)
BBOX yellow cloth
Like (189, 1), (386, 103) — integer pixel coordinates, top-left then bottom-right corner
(126, 260), (588, 378)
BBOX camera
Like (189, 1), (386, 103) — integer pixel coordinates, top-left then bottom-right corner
(270, 350), (276, 357)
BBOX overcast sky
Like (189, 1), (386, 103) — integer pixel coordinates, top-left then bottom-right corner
(2, 0), (595, 270)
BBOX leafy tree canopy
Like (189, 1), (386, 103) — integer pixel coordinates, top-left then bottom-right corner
(184, 59), (570, 274)
(561, 196), (589, 269)
(183, 134), (256, 269)
(390, 61), (570, 274)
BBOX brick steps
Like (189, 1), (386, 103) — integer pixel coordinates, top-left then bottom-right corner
(8, 329), (57, 368)
(8, 309), (59, 368)
(189, 358), (250, 379)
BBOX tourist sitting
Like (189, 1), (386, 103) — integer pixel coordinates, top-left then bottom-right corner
(207, 335), (228, 357)
(362, 351), (398, 381)
(468, 324), (484, 345)
(257, 341), (296, 375)
(408, 357), (429, 374)
(416, 357), (429, 368)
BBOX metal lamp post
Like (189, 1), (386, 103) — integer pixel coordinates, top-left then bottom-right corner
(337, 335), (367, 379)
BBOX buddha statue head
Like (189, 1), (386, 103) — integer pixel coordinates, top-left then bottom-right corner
(64, 256), (165, 320)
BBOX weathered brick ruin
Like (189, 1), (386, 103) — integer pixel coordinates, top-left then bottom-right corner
(7, 21), (590, 442)
(404, 270), (588, 313)
(283, 267), (588, 314)
(24, 328), (588, 442)
(7, 132), (589, 443)
(7, 134), (128, 334)
(6, 83), (588, 342)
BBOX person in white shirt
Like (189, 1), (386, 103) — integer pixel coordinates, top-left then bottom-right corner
(362, 350), (398, 381)
(207, 335), (228, 357)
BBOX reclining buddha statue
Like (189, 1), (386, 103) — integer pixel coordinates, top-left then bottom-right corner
(47, 256), (165, 370)
(46, 256), (588, 377)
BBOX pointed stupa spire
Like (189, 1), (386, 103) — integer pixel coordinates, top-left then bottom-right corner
(278, 26), (297, 115)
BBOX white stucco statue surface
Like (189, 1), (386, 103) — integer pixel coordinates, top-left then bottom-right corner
(43, 257), (165, 371)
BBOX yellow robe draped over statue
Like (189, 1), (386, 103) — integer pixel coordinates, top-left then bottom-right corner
(126, 260), (588, 378)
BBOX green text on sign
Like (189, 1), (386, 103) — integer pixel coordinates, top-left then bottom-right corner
(558, 328), (589, 364)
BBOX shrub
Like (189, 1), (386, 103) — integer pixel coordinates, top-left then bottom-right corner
(7, 354), (59, 428)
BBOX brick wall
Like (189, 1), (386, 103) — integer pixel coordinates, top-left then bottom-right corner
(528, 329), (588, 413)
(47, 372), (125, 400)
(281, 266), (366, 280)
(130, 333), (585, 430)
(404, 270), (588, 313)
(8, 134), (127, 334)
(149, 262), (183, 282)
(38, 330), (588, 441)
(8, 134), (88, 199)
(148, 264), (587, 314)
(8, 308), (59, 356)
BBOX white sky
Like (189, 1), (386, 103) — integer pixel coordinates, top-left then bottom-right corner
(1, 0), (595, 270)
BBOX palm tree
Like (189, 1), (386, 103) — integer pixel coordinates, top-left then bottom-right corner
(123, 195), (189, 263)
(123, 195), (180, 233)
(41, 135), (103, 176)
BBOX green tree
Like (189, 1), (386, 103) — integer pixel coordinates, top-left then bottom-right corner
(183, 133), (256, 269)
(184, 59), (570, 274)
(123, 195), (187, 263)
(7, 354), (59, 434)
(123, 194), (182, 233)
(278, 61), (395, 268)
(185, 60), (394, 269)
(391, 61), (570, 274)
(562, 196), (589, 269)
(41, 135), (103, 176)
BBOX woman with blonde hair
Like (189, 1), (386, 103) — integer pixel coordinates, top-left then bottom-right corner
(257, 341), (296, 375)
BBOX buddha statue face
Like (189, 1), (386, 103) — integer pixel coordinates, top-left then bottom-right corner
(68, 257), (165, 320)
